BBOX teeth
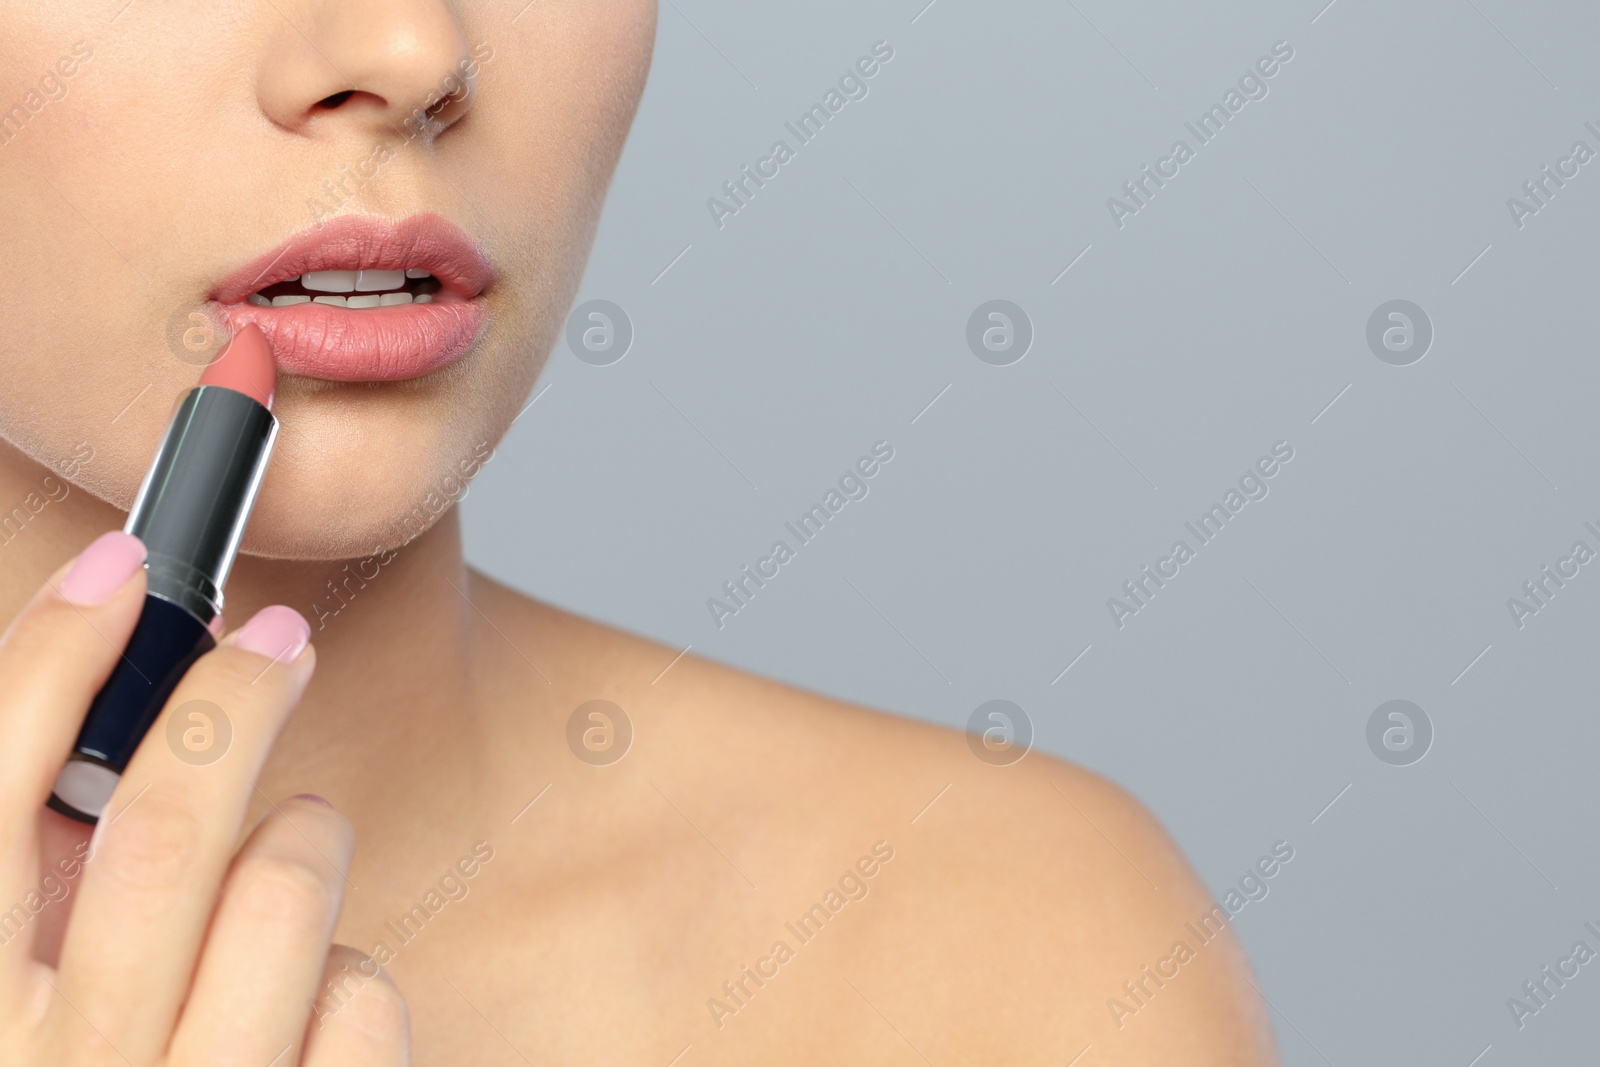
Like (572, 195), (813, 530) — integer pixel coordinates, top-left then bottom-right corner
(355, 269), (405, 292)
(302, 270), (356, 293)
(250, 267), (437, 308)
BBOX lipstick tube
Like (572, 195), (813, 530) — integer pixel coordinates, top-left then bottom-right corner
(49, 332), (278, 823)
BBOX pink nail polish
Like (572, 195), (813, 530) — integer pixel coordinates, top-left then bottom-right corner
(231, 605), (311, 663)
(58, 532), (146, 606)
(291, 792), (332, 807)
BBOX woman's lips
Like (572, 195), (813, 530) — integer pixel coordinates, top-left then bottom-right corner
(210, 213), (493, 383)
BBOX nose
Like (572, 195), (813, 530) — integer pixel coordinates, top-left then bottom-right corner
(256, 0), (477, 142)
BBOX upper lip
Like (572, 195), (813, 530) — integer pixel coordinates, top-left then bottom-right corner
(210, 213), (494, 304)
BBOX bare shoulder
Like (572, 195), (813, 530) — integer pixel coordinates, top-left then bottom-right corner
(470, 576), (1278, 1064)
(695, 673), (1278, 1063)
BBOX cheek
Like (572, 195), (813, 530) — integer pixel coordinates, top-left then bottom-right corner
(434, 0), (655, 436)
(0, 6), (238, 507)
(467, 0), (655, 248)
(0, 212), (199, 517)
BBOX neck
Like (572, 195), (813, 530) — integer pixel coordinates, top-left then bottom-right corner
(0, 437), (488, 824)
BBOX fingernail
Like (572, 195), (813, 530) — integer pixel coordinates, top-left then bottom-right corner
(231, 605), (311, 663)
(59, 532), (146, 606)
(291, 792), (331, 807)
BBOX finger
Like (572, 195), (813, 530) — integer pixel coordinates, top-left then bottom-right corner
(169, 795), (354, 1067)
(300, 946), (410, 1067)
(52, 606), (314, 1061)
(25, 808), (95, 969)
(0, 532), (147, 817)
(0, 532), (145, 993)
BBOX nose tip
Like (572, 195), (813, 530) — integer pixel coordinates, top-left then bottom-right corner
(257, 1), (478, 142)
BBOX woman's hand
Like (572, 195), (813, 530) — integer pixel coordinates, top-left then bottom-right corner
(0, 531), (408, 1065)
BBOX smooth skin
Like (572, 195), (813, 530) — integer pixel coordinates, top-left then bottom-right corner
(0, 1), (1278, 1063)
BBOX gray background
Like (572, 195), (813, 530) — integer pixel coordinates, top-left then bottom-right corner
(464, 0), (1600, 1061)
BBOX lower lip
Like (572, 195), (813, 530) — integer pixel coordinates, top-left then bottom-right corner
(216, 296), (486, 382)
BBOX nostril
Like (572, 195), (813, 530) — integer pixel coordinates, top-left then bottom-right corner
(316, 89), (356, 109)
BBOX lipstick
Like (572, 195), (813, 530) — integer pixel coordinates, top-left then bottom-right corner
(48, 325), (279, 823)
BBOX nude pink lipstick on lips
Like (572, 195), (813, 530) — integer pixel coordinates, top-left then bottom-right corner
(213, 213), (494, 383)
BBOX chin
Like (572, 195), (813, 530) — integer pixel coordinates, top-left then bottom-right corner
(236, 384), (509, 562)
